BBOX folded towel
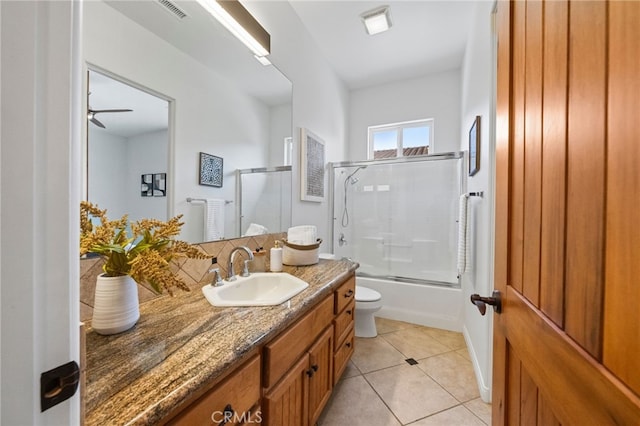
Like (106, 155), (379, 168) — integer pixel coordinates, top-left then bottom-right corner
(288, 225), (317, 245)
(457, 194), (468, 277)
(204, 198), (225, 241)
(243, 223), (268, 236)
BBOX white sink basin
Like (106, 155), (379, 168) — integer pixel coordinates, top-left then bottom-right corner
(202, 272), (309, 307)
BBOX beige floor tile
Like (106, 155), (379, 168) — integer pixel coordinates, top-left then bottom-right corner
(351, 336), (407, 373)
(456, 347), (471, 361)
(420, 327), (467, 350)
(375, 316), (417, 334)
(381, 327), (451, 360)
(408, 405), (486, 426)
(339, 360), (361, 380)
(365, 364), (458, 425)
(417, 352), (480, 402)
(319, 376), (400, 426)
(464, 398), (492, 425)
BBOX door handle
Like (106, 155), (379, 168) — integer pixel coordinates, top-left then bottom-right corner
(470, 291), (502, 315)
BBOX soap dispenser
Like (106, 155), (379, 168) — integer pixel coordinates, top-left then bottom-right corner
(270, 241), (283, 272)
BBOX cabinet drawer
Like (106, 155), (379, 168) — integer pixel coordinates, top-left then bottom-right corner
(333, 298), (354, 347)
(168, 355), (261, 426)
(334, 275), (355, 314)
(333, 326), (355, 385)
(264, 295), (334, 389)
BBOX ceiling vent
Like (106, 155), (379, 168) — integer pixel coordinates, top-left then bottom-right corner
(156, 0), (188, 20)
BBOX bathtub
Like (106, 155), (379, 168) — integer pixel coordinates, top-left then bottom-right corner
(356, 276), (464, 332)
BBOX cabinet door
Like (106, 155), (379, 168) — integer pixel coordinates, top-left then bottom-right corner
(307, 326), (334, 426)
(263, 355), (309, 426)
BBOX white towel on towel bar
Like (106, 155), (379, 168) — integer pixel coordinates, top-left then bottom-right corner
(204, 198), (225, 241)
(457, 194), (468, 277)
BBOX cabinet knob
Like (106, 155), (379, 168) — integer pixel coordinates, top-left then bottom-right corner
(346, 310), (352, 315)
(220, 404), (234, 426)
(344, 289), (354, 298)
(346, 342), (352, 348)
(311, 364), (318, 372)
(306, 369), (314, 378)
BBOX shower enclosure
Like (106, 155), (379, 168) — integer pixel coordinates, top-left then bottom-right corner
(331, 152), (464, 287)
(236, 166), (292, 237)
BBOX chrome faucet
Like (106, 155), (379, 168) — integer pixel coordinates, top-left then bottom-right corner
(226, 246), (254, 281)
(209, 268), (223, 287)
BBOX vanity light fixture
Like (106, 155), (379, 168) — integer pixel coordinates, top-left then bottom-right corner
(254, 54), (272, 66)
(196, 0), (271, 57)
(360, 5), (392, 35)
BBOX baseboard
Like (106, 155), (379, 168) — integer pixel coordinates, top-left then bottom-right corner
(462, 324), (492, 403)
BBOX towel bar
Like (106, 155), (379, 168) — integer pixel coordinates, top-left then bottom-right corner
(187, 197), (233, 204)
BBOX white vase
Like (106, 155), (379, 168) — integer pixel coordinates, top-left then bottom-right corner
(92, 274), (140, 335)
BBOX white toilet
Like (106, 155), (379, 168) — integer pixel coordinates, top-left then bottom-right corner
(354, 285), (383, 338)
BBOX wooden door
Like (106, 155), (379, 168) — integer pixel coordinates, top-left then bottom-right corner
(493, 0), (640, 424)
(307, 327), (334, 426)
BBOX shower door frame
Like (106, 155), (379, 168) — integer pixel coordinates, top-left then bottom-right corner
(236, 165), (292, 237)
(329, 151), (466, 286)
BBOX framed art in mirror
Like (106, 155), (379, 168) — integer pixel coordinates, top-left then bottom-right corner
(199, 152), (224, 187)
(141, 173), (167, 196)
(468, 115), (481, 176)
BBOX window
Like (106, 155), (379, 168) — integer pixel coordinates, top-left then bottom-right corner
(368, 119), (434, 160)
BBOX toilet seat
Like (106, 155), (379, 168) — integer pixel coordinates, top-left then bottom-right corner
(356, 285), (381, 302)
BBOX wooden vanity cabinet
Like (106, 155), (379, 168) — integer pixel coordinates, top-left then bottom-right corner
(262, 295), (334, 426)
(262, 273), (356, 425)
(332, 276), (355, 385)
(263, 326), (333, 426)
(170, 273), (356, 426)
(166, 354), (261, 426)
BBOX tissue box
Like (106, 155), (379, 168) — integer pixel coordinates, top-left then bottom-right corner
(282, 238), (322, 266)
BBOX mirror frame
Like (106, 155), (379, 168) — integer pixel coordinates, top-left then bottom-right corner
(83, 63), (176, 221)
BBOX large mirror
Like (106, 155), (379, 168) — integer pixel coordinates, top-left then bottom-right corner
(83, 0), (292, 242)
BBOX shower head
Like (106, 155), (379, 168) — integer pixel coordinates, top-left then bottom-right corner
(341, 165), (367, 228)
(344, 166), (367, 186)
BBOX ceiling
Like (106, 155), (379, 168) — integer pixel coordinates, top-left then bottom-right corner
(88, 70), (169, 138)
(88, 1), (476, 137)
(287, 1), (476, 90)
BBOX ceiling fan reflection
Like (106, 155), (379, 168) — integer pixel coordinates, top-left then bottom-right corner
(87, 107), (133, 128)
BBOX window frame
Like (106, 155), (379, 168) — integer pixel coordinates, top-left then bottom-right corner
(367, 118), (434, 160)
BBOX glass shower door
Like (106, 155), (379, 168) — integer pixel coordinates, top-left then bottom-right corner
(333, 155), (462, 285)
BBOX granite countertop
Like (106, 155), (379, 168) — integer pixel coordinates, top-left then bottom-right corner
(84, 258), (358, 425)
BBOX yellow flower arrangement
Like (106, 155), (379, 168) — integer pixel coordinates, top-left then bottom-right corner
(80, 201), (210, 295)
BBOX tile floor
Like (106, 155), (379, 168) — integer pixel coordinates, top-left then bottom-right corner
(319, 317), (492, 426)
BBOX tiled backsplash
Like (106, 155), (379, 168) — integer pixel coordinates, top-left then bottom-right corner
(80, 232), (286, 322)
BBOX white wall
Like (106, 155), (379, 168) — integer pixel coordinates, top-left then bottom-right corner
(459, 0), (496, 404)
(126, 129), (169, 222)
(348, 69), (462, 161)
(269, 103), (293, 167)
(88, 130), (128, 218)
(247, 2), (350, 251)
(84, 1), (272, 242)
(89, 128), (169, 223)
